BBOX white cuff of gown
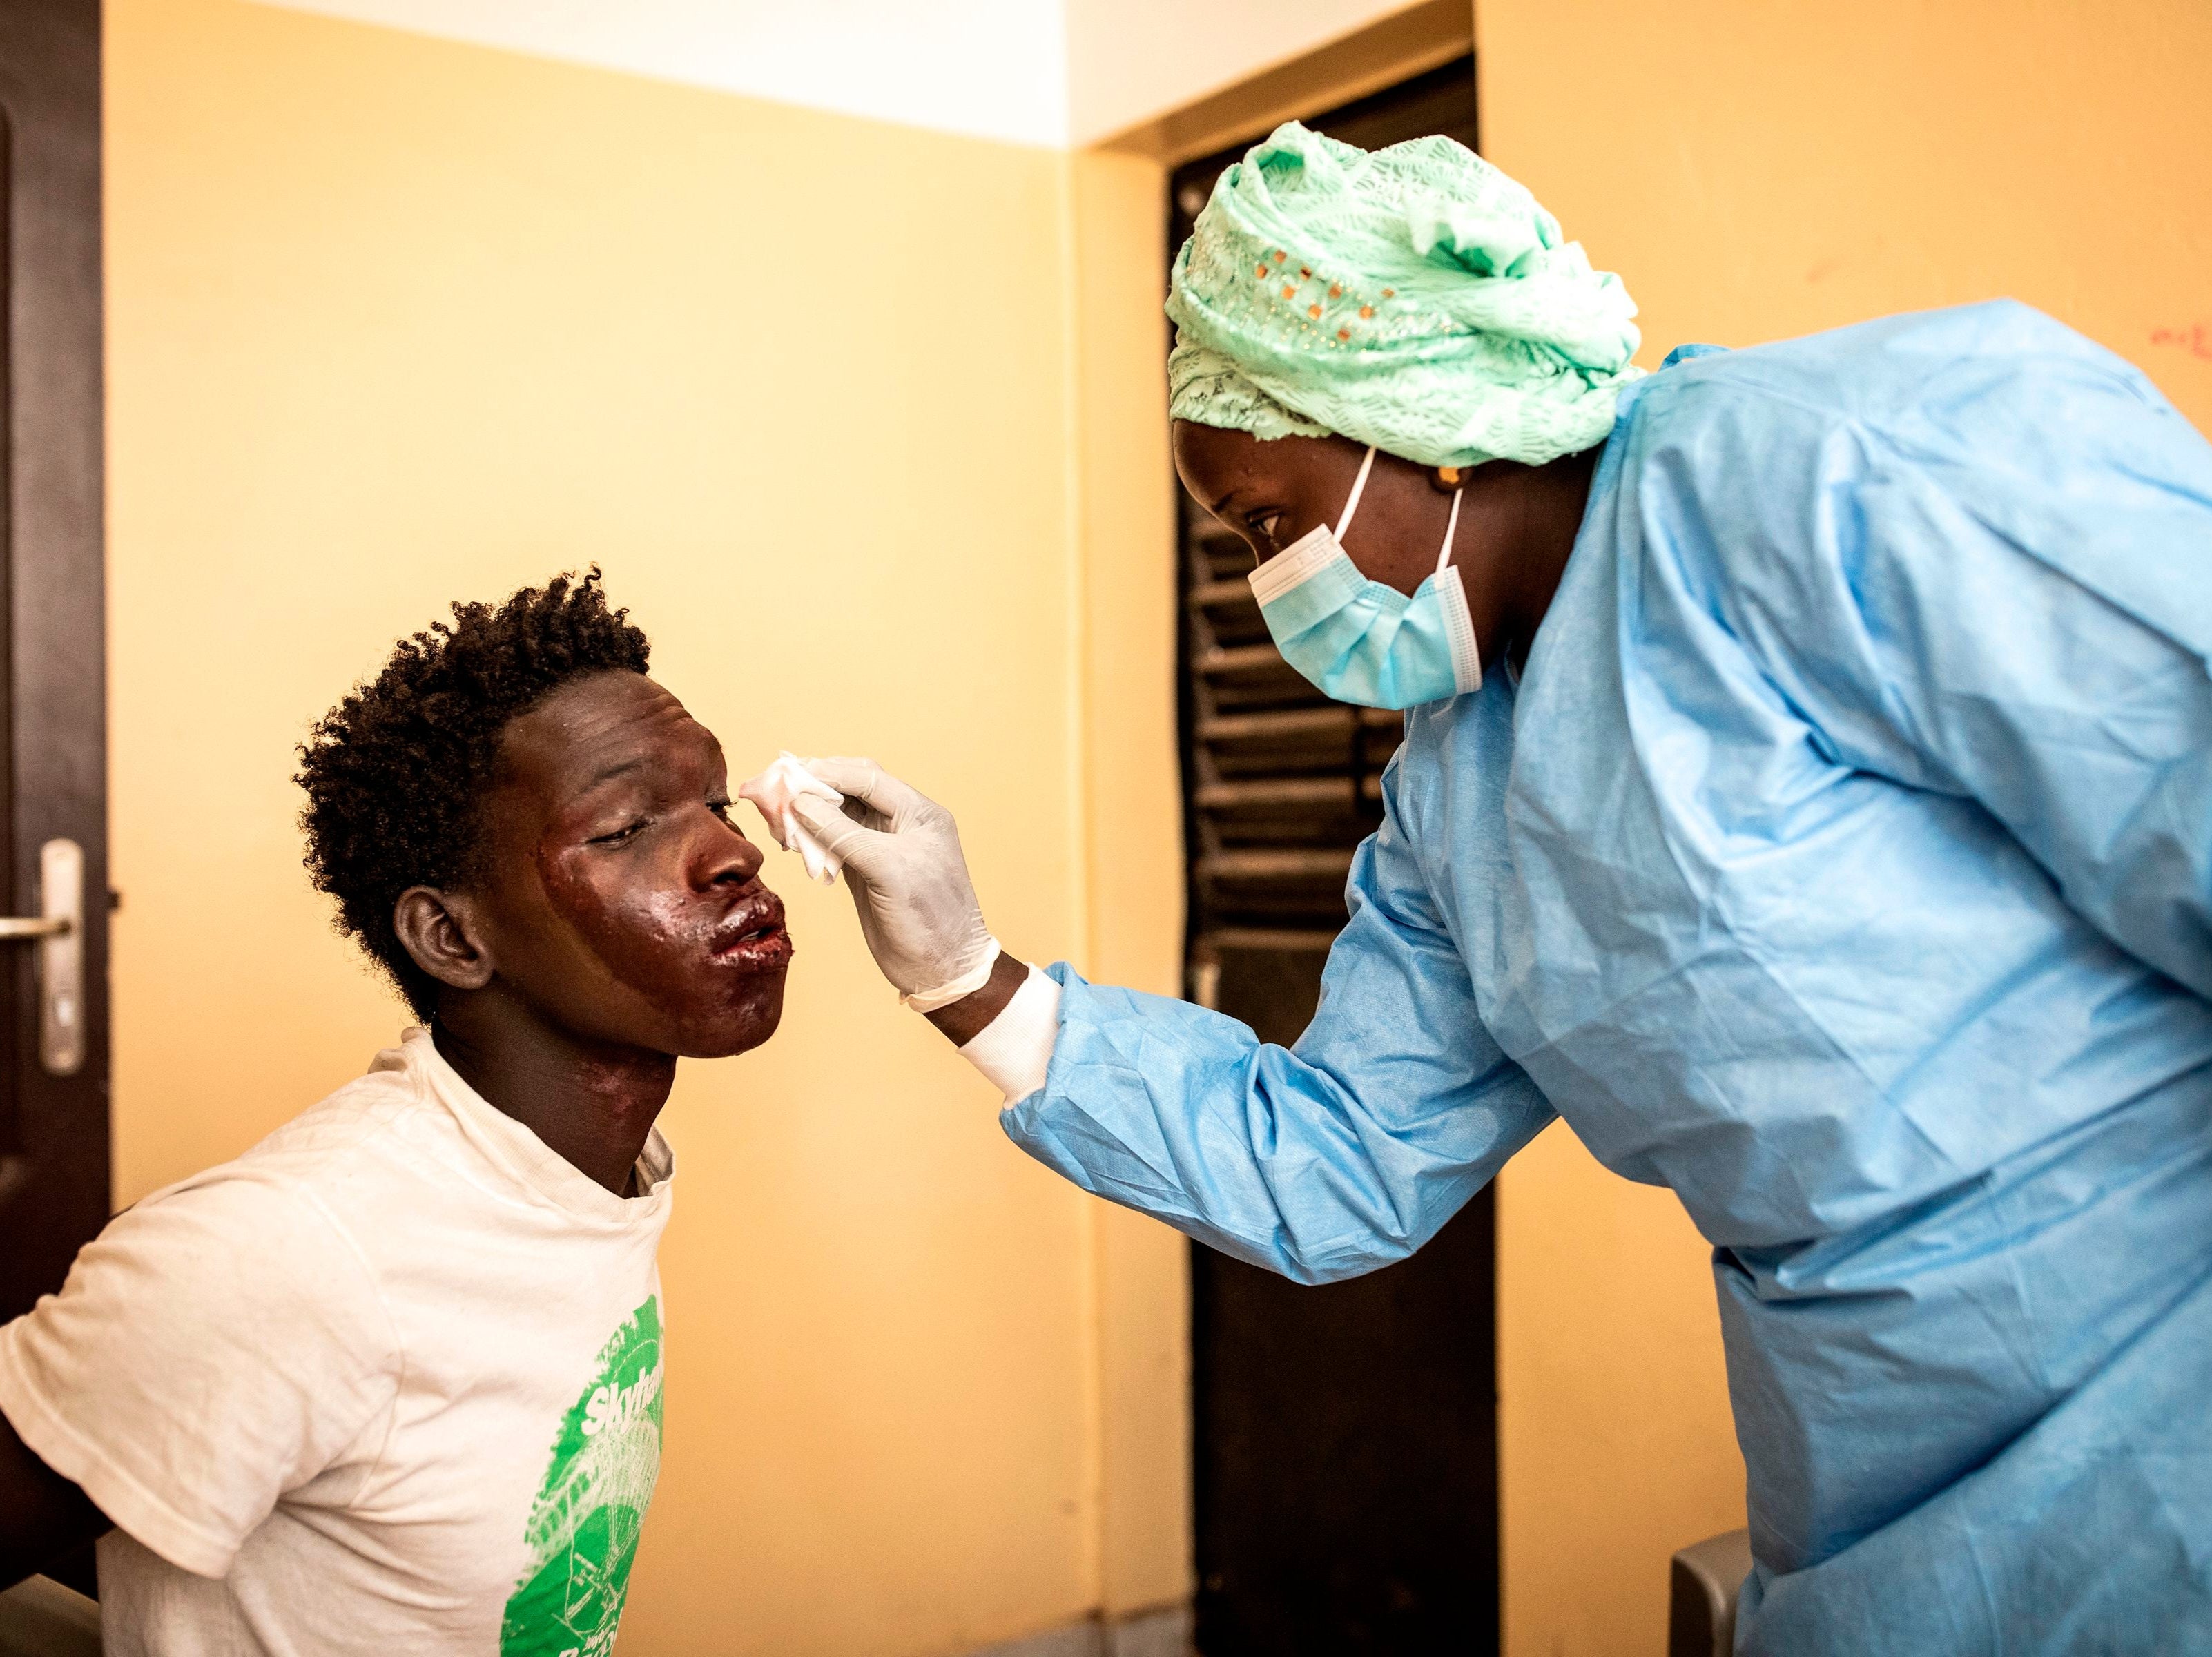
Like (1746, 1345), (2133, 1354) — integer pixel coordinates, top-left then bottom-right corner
(955, 962), (1061, 1103)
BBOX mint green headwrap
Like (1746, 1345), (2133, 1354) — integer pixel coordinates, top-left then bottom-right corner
(1167, 122), (1642, 468)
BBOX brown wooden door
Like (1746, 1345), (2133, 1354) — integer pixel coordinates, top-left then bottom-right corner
(0, 0), (110, 1328)
(1174, 58), (1500, 1657)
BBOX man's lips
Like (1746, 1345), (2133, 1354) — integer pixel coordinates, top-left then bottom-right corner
(710, 894), (791, 968)
(716, 926), (792, 971)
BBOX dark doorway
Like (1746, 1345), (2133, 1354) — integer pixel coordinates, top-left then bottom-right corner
(0, 0), (110, 1322)
(1172, 57), (1497, 1657)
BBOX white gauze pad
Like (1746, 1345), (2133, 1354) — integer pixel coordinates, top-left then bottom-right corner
(738, 753), (845, 884)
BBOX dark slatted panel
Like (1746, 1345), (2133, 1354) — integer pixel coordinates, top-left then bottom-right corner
(1181, 514), (1401, 988)
(1172, 55), (1479, 1004)
(1172, 55), (1501, 1657)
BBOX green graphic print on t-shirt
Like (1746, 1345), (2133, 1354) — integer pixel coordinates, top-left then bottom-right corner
(501, 1296), (664, 1657)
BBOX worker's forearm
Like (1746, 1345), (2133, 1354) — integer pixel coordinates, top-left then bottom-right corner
(924, 949), (1029, 1046)
(927, 951), (1060, 1102)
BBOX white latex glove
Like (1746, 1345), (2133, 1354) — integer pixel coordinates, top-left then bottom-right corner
(737, 753), (845, 884)
(789, 757), (998, 1011)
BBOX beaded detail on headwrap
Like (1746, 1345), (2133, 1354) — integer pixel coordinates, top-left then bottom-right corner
(1166, 122), (1643, 468)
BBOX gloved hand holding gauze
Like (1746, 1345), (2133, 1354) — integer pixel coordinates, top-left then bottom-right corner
(738, 753), (847, 884)
(780, 757), (1000, 1014)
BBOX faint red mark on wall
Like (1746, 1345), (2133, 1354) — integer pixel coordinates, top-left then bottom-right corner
(2150, 323), (2212, 361)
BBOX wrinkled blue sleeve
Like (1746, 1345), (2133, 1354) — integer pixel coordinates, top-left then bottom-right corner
(1001, 769), (1555, 1285)
(1658, 311), (2212, 998)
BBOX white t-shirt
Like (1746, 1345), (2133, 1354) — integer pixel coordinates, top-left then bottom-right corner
(0, 1027), (675, 1657)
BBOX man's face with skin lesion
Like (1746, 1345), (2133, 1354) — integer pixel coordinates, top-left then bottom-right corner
(464, 670), (790, 1058)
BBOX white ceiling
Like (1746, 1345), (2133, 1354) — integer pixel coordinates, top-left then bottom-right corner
(1065, 0), (1431, 146)
(253, 0), (1073, 146)
(249, 0), (1424, 148)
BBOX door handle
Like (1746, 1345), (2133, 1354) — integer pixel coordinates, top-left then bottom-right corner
(0, 840), (84, 1076)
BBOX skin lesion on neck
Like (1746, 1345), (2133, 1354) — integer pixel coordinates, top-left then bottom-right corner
(429, 1006), (675, 1199)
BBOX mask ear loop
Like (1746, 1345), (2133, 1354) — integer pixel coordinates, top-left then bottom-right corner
(1435, 485), (1483, 694)
(1335, 446), (1379, 540)
(1435, 487), (1464, 574)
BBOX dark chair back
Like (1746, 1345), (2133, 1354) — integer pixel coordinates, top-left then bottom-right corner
(1669, 1527), (1752, 1657)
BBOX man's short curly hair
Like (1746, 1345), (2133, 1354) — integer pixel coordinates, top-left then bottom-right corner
(296, 569), (650, 1017)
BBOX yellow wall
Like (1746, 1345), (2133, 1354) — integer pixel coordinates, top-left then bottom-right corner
(1068, 146), (1195, 1616)
(105, 1), (1187, 1649)
(1482, 0), (2212, 432)
(1477, 3), (2212, 1652)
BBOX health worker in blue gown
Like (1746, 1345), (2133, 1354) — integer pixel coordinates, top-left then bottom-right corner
(784, 123), (2212, 1654)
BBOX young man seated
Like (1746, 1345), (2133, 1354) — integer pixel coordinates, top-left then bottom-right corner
(0, 572), (790, 1654)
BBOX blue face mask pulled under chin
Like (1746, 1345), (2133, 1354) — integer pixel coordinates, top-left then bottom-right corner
(1248, 446), (1482, 710)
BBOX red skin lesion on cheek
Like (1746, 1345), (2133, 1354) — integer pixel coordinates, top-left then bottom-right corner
(531, 840), (698, 1008)
(530, 837), (782, 1054)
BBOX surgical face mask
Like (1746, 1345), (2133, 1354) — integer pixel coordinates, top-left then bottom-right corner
(1248, 446), (1482, 710)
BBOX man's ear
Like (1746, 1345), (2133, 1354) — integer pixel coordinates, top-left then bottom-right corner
(392, 886), (496, 994)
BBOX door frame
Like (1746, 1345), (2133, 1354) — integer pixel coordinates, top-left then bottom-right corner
(0, 0), (110, 1322)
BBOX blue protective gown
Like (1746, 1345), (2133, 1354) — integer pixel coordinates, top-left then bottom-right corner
(1005, 300), (2212, 1654)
